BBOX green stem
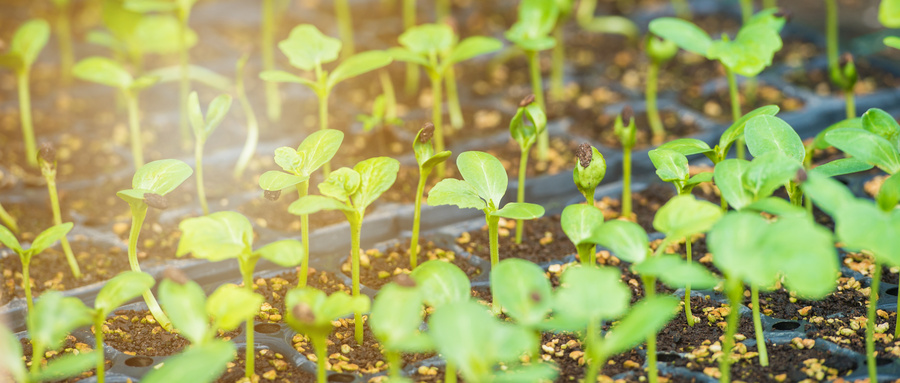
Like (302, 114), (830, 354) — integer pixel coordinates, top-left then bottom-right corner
(262, 0), (281, 122)
(403, 0), (417, 98)
(242, 263), (255, 378)
(196, 139), (208, 215)
(95, 315), (105, 383)
(550, 25), (564, 101)
(387, 351), (401, 380)
(298, 181), (310, 287)
(431, 74), (446, 179)
(515, 148), (529, 244)
(868, 260), (881, 382)
(744, 76), (758, 110)
(646, 60), (664, 143)
(445, 361), (457, 383)
(576, 244), (593, 265)
(445, 66), (463, 130)
(313, 335), (328, 383)
(763, 0), (777, 9)
(234, 60), (260, 180)
(671, 0), (691, 19)
(526, 51), (549, 162)
(30, 340), (45, 376)
(335, 0), (355, 57)
(319, 91), (332, 176)
(684, 236), (693, 327)
(128, 205), (172, 331)
(350, 216), (364, 344)
(178, 16), (191, 147)
(584, 316), (605, 383)
(750, 284), (769, 366)
(845, 90), (856, 119)
(739, 0), (753, 24)
(411, 169), (429, 269)
(725, 67), (744, 160)
(379, 71), (397, 120)
(22, 257), (33, 313)
(642, 275), (659, 383)
(488, 214), (501, 316)
(56, 1), (74, 85)
(0, 203), (18, 234)
(435, 0), (450, 21)
(45, 169), (81, 278)
(125, 91), (144, 169)
(826, 0), (839, 79)
(622, 147), (632, 218)
(720, 274), (742, 383)
(18, 72), (38, 167)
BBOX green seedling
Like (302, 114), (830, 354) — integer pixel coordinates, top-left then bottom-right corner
(708, 209), (837, 381)
(592, 195), (720, 383)
(285, 288), (371, 383)
(357, 95), (403, 134)
(410, 124), (452, 269)
(389, 23), (502, 177)
(177, 211), (305, 378)
(334, 0), (355, 57)
(645, 34), (678, 143)
(261, 0), (288, 122)
(0, 291), (95, 383)
(614, 107), (636, 219)
(259, 129), (343, 287)
(490, 258), (553, 358)
(261, 24), (391, 175)
(882, 0), (900, 49)
(73, 57), (159, 169)
(289, 156), (400, 343)
(506, 0), (558, 162)
(824, 0), (860, 118)
(146, 270), (262, 383)
(510, 95), (548, 244)
(37, 145), (81, 279)
(188, 91), (233, 215)
(0, 203), (19, 235)
(825, 107), (900, 176)
(549, 266), (679, 383)
(51, 0), (74, 84)
(234, 54), (261, 180)
(573, 143), (607, 205)
(561, 204), (605, 264)
(0, 222), (72, 313)
(0, 19), (50, 167)
(370, 276), (431, 381)
(401, 0), (418, 96)
(550, 0), (574, 100)
(90, 271), (155, 383)
(117, 159), (193, 331)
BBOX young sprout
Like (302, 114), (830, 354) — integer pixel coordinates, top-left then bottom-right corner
(233, 54), (261, 180)
(614, 106), (636, 219)
(510, 95), (547, 244)
(356, 95), (403, 136)
(490, 258), (553, 356)
(260, 0), (287, 122)
(261, 24), (391, 175)
(708, 208), (837, 382)
(73, 57), (159, 169)
(389, 23), (502, 177)
(0, 222), (72, 313)
(410, 260), (471, 382)
(410, 123), (452, 268)
(506, 0), (558, 162)
(117, 159), (193, 331)
(0, 203), (19, 235)
(177, 211), (305, 378)
(0, 19), (50, 167)
(51, 0), (74, 84)
(823, 0), (860, 118)
(285, 288), (371, 383)
(37, 145), (81, 279)
(90, 271), (155, 383)
(825, 107), (900, 176)
(561, 204), (604, 264)
(259, 129), (343, 287)
(370, 275), (431, 381)
(0, 291), (95, 382)
(645, 34), (678, 144)
(573, 143), (606, 205)
(188, 91), (233, 215)
(289, 156), (400, 343)
(549, 0), (573, 101)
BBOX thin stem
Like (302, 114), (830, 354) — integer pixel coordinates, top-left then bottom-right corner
(577, 244), (593, 265)
(379, 71), (397, 120)
(868, 260), (882, 382)
(125, 91), (144, 169)
(744, 76), (758, 110)
(350, 216), (364, 344)
(445, 66), (463, 130)
(56, 1), (74, 85)
(739, 0), (753, 24)
(335, 0), (355, 57)
(45, 168), (81, 278)
(622, 147), (632, 218)
(30, 340), (44, 375)
(515, 148), (529, 244)
(750, 284), (769, 366)
(584, 316), (605, 383)
(262, 0), (281, 122)
(435, 0), (450, 21)
(526, 51), (549, 162)
(845, 90), (856, 119)
(488, 214), (501, 316)
(763, 0), (777, 9)
(725, 67), (744, 160)
(445, 361), (457, 383)
(642, 275), (659, 383)
(22, 257), (33, 313)
(314, 335), (328, 383)
(298, 181), (310, 287)
(18, 72), (38, 167)
(243, 263), (255, 378)
(234, 60), (260, 180)
(196, 139), (208, 215)
(403, 0), (418, 95)
(178, 16), (191, 146)
(671, 0), (691, 19)
(319, 91), (332, 176)
(95, 315), (105, 383)
(0, 203), (18, 234)
(646, 61), (664, 144)
(684, 236), (693, 326)
(387, 350), (402, 380)
(550, 25), (564, 101)
(826, 0), (839, 79)
(410, 169), (429, 269)
(128, 205), (172, 331)
(431, 74), (446, 178)
(720, 275), (743, 383)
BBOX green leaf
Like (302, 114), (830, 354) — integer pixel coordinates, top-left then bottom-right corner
(509, 102), (547, 150)
(886, 36), (900, 50)
(0, 324), (25, 383)
(30, 222), (73, 255)
(409, 260), (470, 308)
(327, 50), (393, 90)
(349, 157), (399, 212)
(491, 259), (553, 327)
(457, 151), (507, 207)
(709, 212), (779, 288)
(826, 128), (900, 174)
(505, 0), (559, 51)
(426, 179), (486, 210)
(278, 24), (340, 71)
(73, 56), (133, 89)
(95, 271), (155, 317)
(130, 75), (159, 91)
(28, 292), (92, 351)
(399, 24), (455, 56)
(0, 224), (22, 252)
(686, 171), (714, 187)
(140, 340), (236, 383)
(647, 18), (712, 56)
(718, 105), (781, 155)
(649, 149), (689, 183)
(202, 93), (233, 139)
(708, 25), (782, 76)
(370, 283), (430, 352)
(744, 197), (807, 218)
(145, 64), (232, 92)
(880, 0), (900, 28)
(578, 15), (638, 38)
(115, 188), (149, 207)
(289, 195), (353, 215)
(491, 202), (545, 220)
(131, 159), (194, 195)
(9, 19), (50, 69)
(814, 118), (861, 150)
(656, 138), (712, 156)
(714, 159), (753, 210)
(560, 204), (604, 247)
(285, 288), (370, 339)
(633, 254), (719, 289)
(593, 220), (648, 264)
(386, 47), (430, 67)
(598, 296), (679, 357)
(176, 211), (252, 261)
(206, 284), (263, 332)
(134, 15), (197, 55)
(811, 157), (874, 177)
(801, 171), (856, 216)
(318, 168), (361, 203)
(254, 239), (305, 267)
(878, 173), (900, 212)
(298, 129), (344, 175)
(158, 279), (209, 344)
(259, 171), (307, 191)
(743, 152), (801, 200)
(552, 266), (630, 330)
(446, 36), (503, 65)
(862, 108), (900, 146)
(33, 352), (98, 382)
(770, 217), (838, 299)
(259, 70), (318, 90)
(653, 195), (722, 239)
(744, 115), (805, 163)
(421, 151), (452, 173)
(274, 147), (303, 172)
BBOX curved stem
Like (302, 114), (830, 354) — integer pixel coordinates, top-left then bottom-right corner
(125, 91), (144, 169)
(261, 0), (281, 122)
(684, 237), (693, 326)
(646, 60), (664, 143)
(350, 216), (364, 344)
(94, 315), (105, 383)
(431, 74), (445, 178)
(128, 205), (172, 331)
(622, 147), (632, 218)
(720, 275), (742, 383)
(725, 67), (744, 160)
(196, 140), (208, 215)
(0, 203), (18, 234)
(234, 59), (260, 180)
(868, 260), (881, 382)
(445, 66), (463, 129)
(18, 72), (38, 167)
(750, 284), (769, 366)
(411, 169), (428, 269)
(515, 148), (529, 244)
(45, 169), (81, 278)
(335, 0), (355, 57)
(526, 51), (549, 162)
(30, 340), (45, 375)
(314, 335), (328, 383)
(550, 25), (564, 101)
(298, 181), (310, 287)
(642, 275), (659, 383)
(242, 262), (256, 378)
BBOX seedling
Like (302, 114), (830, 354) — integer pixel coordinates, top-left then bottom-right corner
(882, 0), (900, 49)
(357, 95), (402, 134)
(289, 156), (400, 343)
(572, 143), (607, 205)
(51, 0), (74, 84)
(561, 204), (605, 264)
(0, 222), (72, 312)
(490, 258), (553, 356)
(117, 159), (193, 331)
(370, 276), (431, 381)
(0, 19), (49, 167)
(645, 34), (678, 143)
(0, 292), (95, 383)
(36, 145), (81, 279)
(177, 211), (305, 378)
(401, 0), (419, 96)
(614, 107), (636, 219)
(285, 288), (371, 383)
(259, 129), (343, 287)
(261, 24), (391, 175)
(90, 271), (155, 383)
(825, 107), (900, 176)
(261, 0), (288, 122)
(389, 23), (502, 177)
(233, 54), (261, 180)
(510, 95), (548, 243)
(410, 260), (471, 382)
(549, 0), (573, 100)
(823, 0), (860, 118)
(506, 0), (558, 162)
(0, 203), (18, 235)
(410, 124), (452, 268)
(334, 0), (355, 57)
(73, 57), (159, 169)
(188, 91), (233, 215)
(708, 209), (837, 381)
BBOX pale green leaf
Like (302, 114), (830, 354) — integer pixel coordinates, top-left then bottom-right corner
(880, 0), (900, 28)
(886, 36), (900, 49)
(742, 151), (800, 199)
(457, 151), (507, 207)
(9, 19), (50, 69)
(176, 211), (252, 261)
(297, 129), (344, 175)
(708, 212), (779, 288)
(708, 25), (782, 76)
(254, 239), (305, 267)
(653, 195), (722, 239)
(259, 171), (307, 191)
(491, 259), (553, 327)
(649, 149), (689, 183)
(318, 168), (360, 203)
(410, 260), (470, 308)
(598, 296), (678, 357)
(327, 50), (392, 90)
(560, 204), (604, 247)
(827, 128), (900, 174)
(370, 283), (430, 352)
(744, 115), (805, 163)
(132, 159), (193, 195)
(713, 159), (753, 210)
(352, 157), (400, 211)
(259, 70), (319, 90)
(386, 47), (429, 66)
(158, 279), (209, 344)
(552, 266), (630, 330)
(399, 24), (455, 55)
(278, 24), (340, 71)
(648, 18), (712, 56)
(593, 220), (648, 264)
(206, 284), (263, 332)
(862, 108), (900, 147)
(446, 36), (503, 65)
(718, 105), (781, 155)
(140, 340), (235, 383)
(30, 222), (73, 255)
(0, 224), (22, 252)
(656, 138), (712, 156)
(878, 173), (900, 212)
(811, 157), (874, 178)
(73, 56), (133, 89)
(492, 202), (544, 220)
(770, 217), (838, 299)
(28, 292), (92, 351)
(33, 352), (98, 382)
(95, 271), (155, 317)
(288, 195), (353, 215)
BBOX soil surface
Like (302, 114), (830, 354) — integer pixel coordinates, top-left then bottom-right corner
(214, 348), (316, 383)
(340, 240), (482, 289)
(102, 309), (192, 356)
(679, 83), (805, 123)
(569, 110), (703, 150)
(254, 267), (351, 323)
(657, 296), (755, 354)
(457, 215), (575, 264)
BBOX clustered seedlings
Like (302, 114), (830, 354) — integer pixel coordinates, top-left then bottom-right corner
(36, 145), (81, 279)
(509, 95), (547, 243)
(89, 271), (155, 383)
(188, 91), (233, 215)
(410, 123), (451, 268)
(0, 19), (50, 167)
(0, 222), (73, 312)
(614, 106), (636, 219)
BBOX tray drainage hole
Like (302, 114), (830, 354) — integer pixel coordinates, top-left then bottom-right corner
(772, 321), (801, 331)
(877, 357), (893, 367)
(656, 353), (680, 363)
(124, 356), (154, 367)
(327, 373), (355, 382)
(887, 287), (898, 297)
(254, 323), (281, 334)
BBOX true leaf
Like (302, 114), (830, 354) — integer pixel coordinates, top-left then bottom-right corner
(457, 151), (507, 207)
(707, 25), (782, 77)
(297, 129), (344, 175)
(73, 56), (133, 89)
(206, 284), (264, 332)
(744, 115), (805, 163)
(409, 260), (470, 308)
(319, 168), (361, 203)
(140, 340), (235, 383)
(259, 171), (308, 191)
(327, 50), (393, 90)
(653, 195), (722, 239)
(647, 18), (712, 56)
(278, 24), (340, 71)
(176, 211), (252, 261)
(254, 239), (305, 267)
(29, 222), (74, 255)
(491, 202), (544, 220)
(95, 271), (155, 317)
(826, 128), (900, 173)
(491, 259), (553, 327)
(632, 254), (719, 289)
(593, 220), (648, 264)
(351, 157), (400, 211)
(158, 279), (209, 344)
(560, 204), (604, 246)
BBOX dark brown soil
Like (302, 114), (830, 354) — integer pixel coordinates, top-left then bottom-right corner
(457, 215), (575, 264)
(679, 83), (806, 123)
(569, 110), (702, 150)
(102, 309), (191, 356)
(594, 182), (721, 233)
(541, 332), (646, 382)
(214, 348), (316, 383)
(657, 296), (755, 354)
(340, 240), (482, 289)
(254, 267), (351, 323)
(809, 302), (900, 359)
(749, 277), (868, 321)
(782, 57), (900, 96)
(17, 335), (105, 383)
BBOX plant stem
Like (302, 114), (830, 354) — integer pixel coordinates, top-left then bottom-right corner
(739, 0), (753, 24)
(868, 260), (881, 382)
(45, 169), (81, 278)
(56, 1), (74, 85)
(178, 16), (191, 147)
(622, 146), (633, 218)
(720, 274), (742, 383)
(242, 262), (256, 378)
(22, 256), (33, 313)
(94, 315), (105, 383)
(17, 72), (38, 167)
(577, 244), (593, 265)
(410, 169), (429, 269)
(261, 0), (281, 122)
(584, 316), (605, 383)
(750, 284), (769, 366)
(488, 214), (501, 316)
(646, 60), (664, 144)
(350, 216), (364, 344)
(297, 181), (310, 287)
(313, 335), (327, 383)
(671, 0), (691, 19)
(515, 148), (529, 244)
(445, 361), (457, 383)
(684, 236), (693, 327)
(550, 25), (564, 101)
(234, 60), (260, 180)
(445, 66), (463, 130)
(379, 71), (397, 121)
(125, 91), (145, 169)
(826, 0), (839, 80)
(845, 90), (856, 119)
(431, 74), (446, 179)
(30, 340), (45, 376)
(403, 0), (419, 96)
(387, 350), (401, 380)
(435, 0), (450, 21)
(0, 203), (18, 234)
(128, 204), (172, 331)
(641, 275), (659, 383)
(763, 0), (777, 9)
(319, 91), (332, 176)
(725, 67), (744, 160)
(526, 51), (549, 162)
(335, 0), (355, 57)
(195, 139), (209, 215)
